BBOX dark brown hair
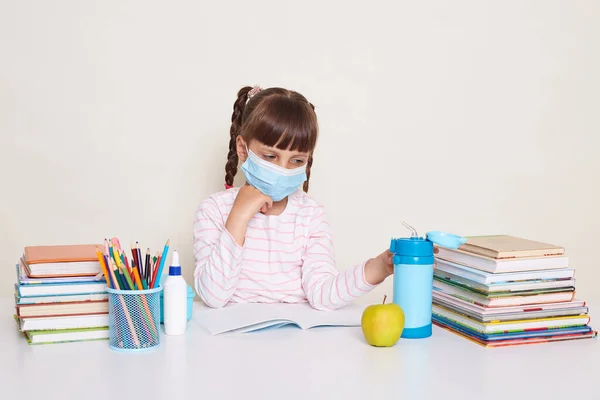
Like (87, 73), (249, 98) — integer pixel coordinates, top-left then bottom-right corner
(225, 86), (318, 192)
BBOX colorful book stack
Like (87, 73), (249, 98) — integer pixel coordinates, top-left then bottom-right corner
(432, 235), (597, 347)
(13, 244), (109, 345)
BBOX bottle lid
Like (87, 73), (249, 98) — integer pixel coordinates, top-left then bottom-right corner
(390, 237), (433, 257)
(169, 250), (181, 276)
(425, 231), (466, 249)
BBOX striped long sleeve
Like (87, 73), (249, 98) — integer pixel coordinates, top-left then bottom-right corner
(192, 188), (378, 310)
(301, 206), (375, 311)
(193, 197), (244, 308)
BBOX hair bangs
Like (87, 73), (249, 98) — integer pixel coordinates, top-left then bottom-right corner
(243, 95), (318, 154)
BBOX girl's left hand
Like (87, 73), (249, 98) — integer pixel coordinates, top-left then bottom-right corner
(364, 247), (438, 285)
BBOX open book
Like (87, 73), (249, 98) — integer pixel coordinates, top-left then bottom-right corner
(194, 302), (367, 334)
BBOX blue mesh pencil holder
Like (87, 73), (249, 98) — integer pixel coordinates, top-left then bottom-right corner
(107, 286), (162, 352)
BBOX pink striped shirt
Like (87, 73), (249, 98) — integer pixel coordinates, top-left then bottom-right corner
(193, 187), (376, 310)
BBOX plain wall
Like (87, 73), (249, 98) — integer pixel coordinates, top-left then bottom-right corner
(1, 1), (599, 303)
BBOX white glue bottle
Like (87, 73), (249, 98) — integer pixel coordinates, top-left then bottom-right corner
(163, 250), (187, 335)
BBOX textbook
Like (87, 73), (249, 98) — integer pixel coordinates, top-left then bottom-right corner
(433, 272), (575, 295)
(432, 279), (575, 307)
(458, 235), (565, 259)
(15, 313), (109, 331)
(15, 300), (108, 318)
(17, 261), (101, 285)
(195, 302), (366, 335)
(434, 259), (575, 284)
(432, 291), (588, 322)
(433, 316), (597, 348)
(435, 247), (569, 273)
(15, 281), (108, 297)
(22, 244), (102, 278)
(24, 327), (109, 345)
(15, 293), (108, 305)
(432, 304), (590, 334)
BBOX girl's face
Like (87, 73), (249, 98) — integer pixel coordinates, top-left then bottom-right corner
(237, 137), (310, 170)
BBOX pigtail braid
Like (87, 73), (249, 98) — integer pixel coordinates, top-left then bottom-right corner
(225, 86), (253, 187)
(303, 155), (313, 192)
(301, 101), (317, 193)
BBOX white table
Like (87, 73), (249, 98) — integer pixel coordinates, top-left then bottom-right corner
(2, 298), (598, 400)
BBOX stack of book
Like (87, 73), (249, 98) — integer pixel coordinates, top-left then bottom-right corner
(432, 235), (597, 347)
(13, 244), (110, 345)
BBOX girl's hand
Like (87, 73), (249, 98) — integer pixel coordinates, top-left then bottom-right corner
(364, 247), (439, 285)
(364, 250), (394, 285)
(230, 184), (273, 222)
(225, 185), (273, 247)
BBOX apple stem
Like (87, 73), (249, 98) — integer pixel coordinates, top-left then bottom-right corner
(383, 295), (387, 304)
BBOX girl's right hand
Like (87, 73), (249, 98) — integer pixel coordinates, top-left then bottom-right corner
(230, 184), (273, 222)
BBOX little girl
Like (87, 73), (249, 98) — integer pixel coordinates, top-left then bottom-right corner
(193, 85), (393, 310)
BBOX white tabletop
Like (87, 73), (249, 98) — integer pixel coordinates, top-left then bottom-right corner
(2, 298), (598, 400)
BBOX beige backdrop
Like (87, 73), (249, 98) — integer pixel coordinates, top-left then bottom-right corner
(1, 1), (598, 303)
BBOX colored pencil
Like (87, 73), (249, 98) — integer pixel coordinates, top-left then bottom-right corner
(104, 239), (110, 260)
(103, 255), (115, 289)
(120, 261), (135, 291)
(107, 263), (118, 290)
(135, 243), (143, 280)
(118, 271), (129, 290)
(120, 251), (132, 276)
(110, 259), (124, 290)
(131, 243), (139, 273)
(95, 249), (112, 289)
(151, 255), (161, 289)
(151, 255), (157, 286)
(133, 256), (148, 290)
(133, 265), (144, 290)
(109, 243), (117, 267)
(119, 297), (139, 347)
(128, 262), (153, 339)
(151, 240), (169, 288)
(144, 249), (151, 285)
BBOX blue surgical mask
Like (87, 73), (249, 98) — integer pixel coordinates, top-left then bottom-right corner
(240, 147), (307, 201)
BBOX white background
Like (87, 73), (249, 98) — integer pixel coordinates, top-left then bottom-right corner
(1, 1), (598, 302)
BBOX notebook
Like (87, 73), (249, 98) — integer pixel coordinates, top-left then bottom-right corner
(433, 316), (597, 348)
(16, 262), (102, 285)
(432, 279), (575, 307)
(459, 235), (565, 259)
(24, 327), (109, 345)
(15, 281), (107, 297)
(22, 244), (102, 277)
(434, 247), (569, 273)
(15, 313), (109, 331)
(432, 304), (590, 334)
(195, 302), (366, 335)
(433, 298), (589, 323)
(434, 259), (575, 284)
(16, 300), (109, 318)
(15, 293), (109, 305)
(433, 271), (575, 294)
(432, 290), (586, 315)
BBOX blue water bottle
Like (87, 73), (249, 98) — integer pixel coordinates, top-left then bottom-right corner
(390, 222), (465, 339)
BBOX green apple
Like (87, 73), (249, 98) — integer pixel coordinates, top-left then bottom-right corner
(361, 295), (405, 347)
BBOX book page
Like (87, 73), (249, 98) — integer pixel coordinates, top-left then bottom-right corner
(194, 302), (366, 335)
